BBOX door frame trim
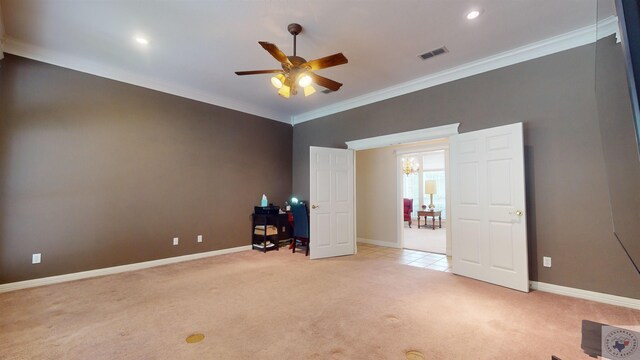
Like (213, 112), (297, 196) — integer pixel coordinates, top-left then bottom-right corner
(345, 123), (460, 252)
(345, 123), (460, 151)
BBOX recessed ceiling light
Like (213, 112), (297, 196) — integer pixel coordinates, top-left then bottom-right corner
(135, 37), (149, 45)
(466, 10), (481, 20)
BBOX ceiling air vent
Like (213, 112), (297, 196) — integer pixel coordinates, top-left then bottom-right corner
(419, 46), (449, 60)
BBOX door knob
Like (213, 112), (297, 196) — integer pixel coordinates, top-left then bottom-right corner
(311, 204), (319, 209)
(509, 210), (524, 216)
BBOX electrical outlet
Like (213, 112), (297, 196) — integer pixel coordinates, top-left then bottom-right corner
(543, 256), (552, 268)
(173, 237), (179, 246)
(32, 253), (41, 264)
(197, 235), (203, 243)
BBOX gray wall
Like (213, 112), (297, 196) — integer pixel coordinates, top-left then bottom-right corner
(595, 35), (640, 270)
(293, 42), (640, 299)
(0, 54), (292, 284)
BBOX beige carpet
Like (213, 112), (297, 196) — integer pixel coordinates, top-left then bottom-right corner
(404, 224), (447, 254)
(1, 249), (639, 359)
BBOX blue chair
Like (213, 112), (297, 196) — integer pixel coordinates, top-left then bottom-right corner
(290, 203), (310, 256)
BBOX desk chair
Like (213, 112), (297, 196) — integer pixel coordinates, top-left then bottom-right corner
(290, 203), (310, 256)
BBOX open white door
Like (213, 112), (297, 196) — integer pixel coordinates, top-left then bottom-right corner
(450, 123), (529, 292)
(309, 146), (355, 259)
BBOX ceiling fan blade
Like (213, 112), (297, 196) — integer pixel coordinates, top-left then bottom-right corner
(303, 53), (348, 71)
(259, 41), (292, 66)
(309, 73), (343, 91)
(235, 70), (283, 76)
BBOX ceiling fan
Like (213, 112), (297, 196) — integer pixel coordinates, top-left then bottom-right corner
(235, 23), (348, 98)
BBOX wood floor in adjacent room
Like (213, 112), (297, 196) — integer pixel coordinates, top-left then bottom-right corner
(1, 244), (639, 359)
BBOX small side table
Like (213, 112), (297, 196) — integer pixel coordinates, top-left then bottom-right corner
(417, 210), (442, 230)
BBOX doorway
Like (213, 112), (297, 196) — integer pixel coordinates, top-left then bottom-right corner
(348, 125), (459, 252)
(343, 122), (529, 292)
(400, 147), (450, 255)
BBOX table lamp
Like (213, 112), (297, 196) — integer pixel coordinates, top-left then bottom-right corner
(425, 180), (437, 210)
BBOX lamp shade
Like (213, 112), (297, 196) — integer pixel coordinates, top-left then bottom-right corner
(303, 85), (316, 96)
(425, 180), (437, 194)
(278, 84), (291, 98)
(271, 74), (285, 89)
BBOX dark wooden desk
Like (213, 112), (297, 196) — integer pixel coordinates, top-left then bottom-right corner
(417, 210), (442, 230)
(251, 213), (292, 252)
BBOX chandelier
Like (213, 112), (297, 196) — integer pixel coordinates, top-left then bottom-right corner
(402, 157), (420, 176)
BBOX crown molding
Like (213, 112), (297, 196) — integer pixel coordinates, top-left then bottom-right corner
(3, 37), (290, 124)
(292, 16), (620, 125)
(596, 14), (621, 43)
(2, 16), (620, 126)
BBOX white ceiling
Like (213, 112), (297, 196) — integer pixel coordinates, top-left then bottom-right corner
(0, 1), (615, 124)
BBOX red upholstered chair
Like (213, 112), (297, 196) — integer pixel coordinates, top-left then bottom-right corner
(403, 198), (413, 228)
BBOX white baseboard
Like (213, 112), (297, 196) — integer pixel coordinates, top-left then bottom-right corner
(357, 237), (400, 248)
(0, 245), (252, 293)
(530, 281), (640, 310)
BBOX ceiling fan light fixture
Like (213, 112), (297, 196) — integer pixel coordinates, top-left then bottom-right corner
(278, 84), (291, 98)
(270, 73), (285, 89)
(298, 74), (313, 87)
(303, 85), (316, 97)
(235, 23), (347, 99)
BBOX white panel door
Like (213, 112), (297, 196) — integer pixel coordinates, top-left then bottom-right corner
(309, 146), (355, 259)
(450, 123), (528, 292)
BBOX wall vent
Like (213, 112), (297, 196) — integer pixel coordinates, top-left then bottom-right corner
(419, 46), (449, 60)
